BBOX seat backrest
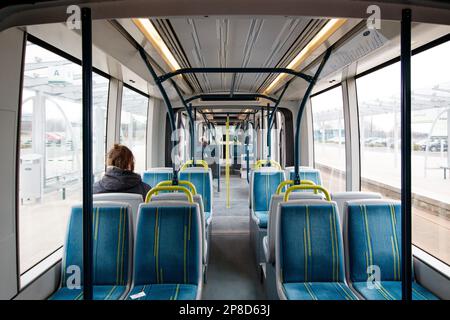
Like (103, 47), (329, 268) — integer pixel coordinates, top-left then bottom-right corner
(133, 201), (202, 286)
(61, 202), (133, 288)
(276, 200), (345, 283)
(344, 199), (402, 283)
(179, 167), (213, 213)
(150, 193), (207, 262)
(267, 192), (324, 264)
(93, 193), (143, 230)
(331, 192), (382, 231)
(285, 166), (322, 186)
(142, 168), (173, 187)
(251, 168), (285, 212)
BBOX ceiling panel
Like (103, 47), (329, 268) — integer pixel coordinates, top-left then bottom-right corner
(163, 16), (325, 94)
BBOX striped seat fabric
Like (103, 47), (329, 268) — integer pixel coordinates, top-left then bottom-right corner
(251, 168), (285, 228)
(49, 203), (132, 300)
(127, 202), (202, 300)
(276, 200), (358, 300)
(250, 168), (285, 268)
(344, 200), (438, 300)
(142, 168), (173, 187)
(286, 166), (323, 186)
(180, 168), (213, 225)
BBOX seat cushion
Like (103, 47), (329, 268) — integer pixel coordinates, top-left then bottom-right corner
(127, 284), (198, 300)
(49, 285), (127, 300)
(254, 211), (268, 228)
(352, 281), (439, 300)
(282, 282), (357, 300)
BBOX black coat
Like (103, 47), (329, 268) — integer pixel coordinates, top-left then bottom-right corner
(93, 166), (151, 199)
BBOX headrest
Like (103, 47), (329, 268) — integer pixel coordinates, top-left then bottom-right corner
(285, 166), (318, 172)
(74, 201), (132, 210)
(280, 199), (336, 207)
(139, 201), (199, 210)
(143, 167), (173, 173)
(181, 167), (212, 173)
(93, 193), (143, 201)
(253, 167), (284, 174)
(331, 191), (382, 201)
(344, 199), (400, 207)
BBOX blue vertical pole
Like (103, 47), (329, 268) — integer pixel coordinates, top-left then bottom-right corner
(81, 7), (93, 300)
(400, 8), (413, 301)
(293, 49), (331, 184)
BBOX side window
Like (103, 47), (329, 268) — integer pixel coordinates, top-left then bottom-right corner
(356, 40), (450, 265)
(18, 41), (108, 276)
(311, 86), (346, 192)
(120, 86), (148, 173)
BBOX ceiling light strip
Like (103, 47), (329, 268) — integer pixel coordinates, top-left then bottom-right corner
(133, 18), (181, 71)
(264, 18), (347, 94)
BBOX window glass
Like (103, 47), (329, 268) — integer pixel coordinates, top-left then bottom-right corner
(357, 40), (450, 265)
(19, 41), (108, 274)
(120, 86), (148, 173)
(311, 86), (346, 191)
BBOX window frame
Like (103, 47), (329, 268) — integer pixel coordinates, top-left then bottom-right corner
(16, 33), (112, 287)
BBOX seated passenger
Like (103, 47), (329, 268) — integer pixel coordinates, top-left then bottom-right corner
(93, 144), (151, 199)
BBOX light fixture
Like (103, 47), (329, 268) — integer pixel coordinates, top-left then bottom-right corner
(264, 18), (347, 94)
(133, 18), (181, 71)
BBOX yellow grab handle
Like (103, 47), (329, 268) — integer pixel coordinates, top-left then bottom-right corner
(156, 180), (197, 195)
(276, 180), (316, 195)
(254, 159), (282, 170)
(180, 159), (209, 171)
(284, 185), (331, 202)
(145, 186), (193, 203)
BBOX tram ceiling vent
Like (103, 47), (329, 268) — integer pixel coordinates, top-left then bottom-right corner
(309, 25), (390, 78)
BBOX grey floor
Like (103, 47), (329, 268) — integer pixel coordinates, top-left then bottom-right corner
(202, 175), (265, 300)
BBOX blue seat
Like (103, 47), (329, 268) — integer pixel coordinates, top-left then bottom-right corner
(142, 168), (173, 187)
(251, 168), (285, 228)
(344, 200), (439, 300)
(179, 168), (213, 225)
(127, 201), (202, 300)
(275, 200), (358, 300)
(50, 202), (133, 300)
(250, 168), (285, 268)
(286, 166), (322, 186)
(149, 193), (209, 271)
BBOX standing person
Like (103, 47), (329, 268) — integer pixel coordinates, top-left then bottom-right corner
(93, 144), (151, 199)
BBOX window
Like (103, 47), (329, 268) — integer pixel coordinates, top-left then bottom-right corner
(357, 40), (450, 265)
(19, 41), (109, 275)
(120, 86), (148, 173)
(92, 75), (109, 180)
(311, 86), (346, 192)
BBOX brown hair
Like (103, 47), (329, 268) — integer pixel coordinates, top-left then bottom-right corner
(107, 144), (135, 171)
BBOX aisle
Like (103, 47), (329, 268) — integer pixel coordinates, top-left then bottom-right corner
(201, 175), (265, 300)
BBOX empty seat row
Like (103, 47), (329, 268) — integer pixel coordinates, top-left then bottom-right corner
(249, 166), (322, 271)
(263, 190), (439, 300)
(50, 193), (203, 300)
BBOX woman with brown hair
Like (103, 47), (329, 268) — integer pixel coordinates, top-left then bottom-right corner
(93, 144), (151, 199)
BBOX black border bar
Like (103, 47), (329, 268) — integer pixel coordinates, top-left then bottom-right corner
(81, 7), (94, 301)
